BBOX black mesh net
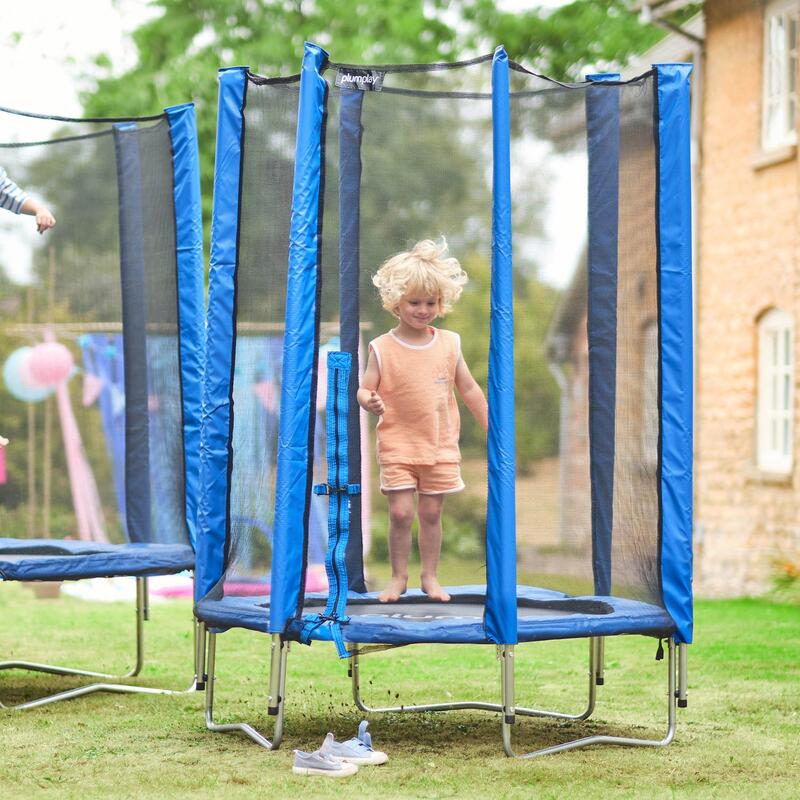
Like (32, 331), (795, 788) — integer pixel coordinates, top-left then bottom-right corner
(0, 110), (189, 548)
(208, 57), (663, 616)
(510, 70), (660, 603)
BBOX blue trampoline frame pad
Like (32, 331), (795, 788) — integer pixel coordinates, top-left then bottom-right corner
(195, 585), (675, 645)
(0, 539), (195, 582)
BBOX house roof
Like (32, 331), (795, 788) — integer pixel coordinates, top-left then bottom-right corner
(623, 12), (704, 75)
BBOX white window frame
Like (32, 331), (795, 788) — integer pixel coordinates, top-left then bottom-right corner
(757, 308), (794, 473)
(762, 0), (799, 151)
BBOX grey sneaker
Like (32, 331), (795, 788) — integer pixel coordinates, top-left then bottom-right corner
(319, 722), (389, 766)
(292, 747), (359, 777)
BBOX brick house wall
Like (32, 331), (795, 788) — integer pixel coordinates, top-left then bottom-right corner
(696, 0), (800, 595)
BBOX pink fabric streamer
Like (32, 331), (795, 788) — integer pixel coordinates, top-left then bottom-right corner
(55, 380), (109, 542)
(0, 447), (6, 485)
(44, 332), (108, 543)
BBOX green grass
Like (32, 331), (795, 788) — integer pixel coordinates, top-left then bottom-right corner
(1, 585), (799, 799)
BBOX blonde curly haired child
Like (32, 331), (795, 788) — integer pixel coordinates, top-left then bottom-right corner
(357, 239), (488, 603)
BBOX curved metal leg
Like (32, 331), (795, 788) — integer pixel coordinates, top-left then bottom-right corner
(1, 579), (199, 710)
(350, 637), (600, 721)
(204, 631), (287, 751)
(501, 638), (677, 758)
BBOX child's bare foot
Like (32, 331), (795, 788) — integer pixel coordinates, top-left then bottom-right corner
(421, 575), (451, 602)
(378, 577), (407, 603)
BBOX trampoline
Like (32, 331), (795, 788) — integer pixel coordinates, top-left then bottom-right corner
(196, 585), (674, 644)
(195, 44), (693, 758)
(0, 103), (204, 709)
(0, 539), (194, 582)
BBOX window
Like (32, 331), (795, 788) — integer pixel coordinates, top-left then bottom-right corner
(763, 0), (799, 150)
(757, 309), (794, 473)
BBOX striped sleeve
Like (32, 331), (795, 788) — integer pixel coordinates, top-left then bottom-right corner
(0, 168), (29, 215)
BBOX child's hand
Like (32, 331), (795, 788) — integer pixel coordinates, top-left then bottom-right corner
(366, 391), (385, 416)
(35, 207), (56, 234)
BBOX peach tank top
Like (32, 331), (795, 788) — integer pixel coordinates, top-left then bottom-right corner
(369, 328), (461, 466)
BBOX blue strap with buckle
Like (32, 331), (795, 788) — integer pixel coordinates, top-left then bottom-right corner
(301, 351), (360, 657)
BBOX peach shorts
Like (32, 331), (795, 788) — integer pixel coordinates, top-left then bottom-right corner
(379, 462), (465, 496)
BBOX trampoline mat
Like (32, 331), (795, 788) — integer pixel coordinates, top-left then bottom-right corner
(195, 585), (676, 644)
(0, 538), (195, 582)
(303, 593), (614, 619)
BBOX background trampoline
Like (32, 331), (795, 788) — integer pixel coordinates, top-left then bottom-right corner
(0, 103), (204, 708)
(195, 44), (693, 758)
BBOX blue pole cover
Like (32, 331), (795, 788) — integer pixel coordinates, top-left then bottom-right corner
(269, 42), (329, 634)
(484, 45), (518, 646)
(655, 63), (694, 644)
(166, 103), (205, 550)
(195, 67), (248, 602)
(585, 73), (620, 596)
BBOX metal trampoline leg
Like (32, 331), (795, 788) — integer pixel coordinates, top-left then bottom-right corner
(1, 579), (198, 710)
(594, 636), (605, 686)
(195, 619), (208, 691)
(678, 643), (688, 708)
(1, 577), (146, 681)
(204, 632), (287, 750)
(500, 638), (677, 758)
(350, 641), (597, 721)
(131, 576), (146, 676)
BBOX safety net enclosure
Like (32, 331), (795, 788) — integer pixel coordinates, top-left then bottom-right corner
(196, 44), (692, 756)
(0, 103), (204, 584)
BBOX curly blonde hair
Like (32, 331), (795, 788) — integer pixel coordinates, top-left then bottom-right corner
(372, 239), (468, 317)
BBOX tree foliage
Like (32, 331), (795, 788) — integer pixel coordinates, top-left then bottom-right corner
(79, 0), (682, 227)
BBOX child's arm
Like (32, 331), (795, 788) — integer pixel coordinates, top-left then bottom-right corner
(20, 197), (56, 234)
(357, 349), (385, 416)
(455, 357), (488, 432)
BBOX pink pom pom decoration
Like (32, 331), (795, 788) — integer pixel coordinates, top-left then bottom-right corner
(27, 342), (75, 387)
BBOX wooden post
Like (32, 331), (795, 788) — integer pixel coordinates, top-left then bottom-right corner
(26, 285), (37, 538)
(42, 247), (56, 537)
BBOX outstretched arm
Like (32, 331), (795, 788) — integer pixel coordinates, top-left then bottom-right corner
(455, 356), (488, 432)
(356, 348), (385, 416)
(20, 197), (56, 234)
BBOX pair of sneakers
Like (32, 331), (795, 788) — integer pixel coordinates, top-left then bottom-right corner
(293, 721), (389, 777)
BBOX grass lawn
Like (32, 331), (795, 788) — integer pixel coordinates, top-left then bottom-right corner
(1, 584), (798, 799)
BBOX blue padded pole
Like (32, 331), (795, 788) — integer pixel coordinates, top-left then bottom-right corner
(485, 45), (518, 646)
(166, 103), (205, 549)
(195, 66), (248, 602)
(269, 42), (329, 635)
(113, 122), (151, 544)
(338, 88), (367, 593)
(654, 63), (694, 645)
(585, 73), (620, 596)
